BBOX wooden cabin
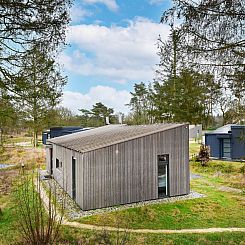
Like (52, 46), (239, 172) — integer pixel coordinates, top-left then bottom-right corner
(46, 123), (189, 210)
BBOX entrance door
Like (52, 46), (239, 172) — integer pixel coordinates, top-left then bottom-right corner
(50, 148), (53, 175)
(158, 154), (169, 198)
(72, 157), (76, 200)
(222, 138), (231, 158)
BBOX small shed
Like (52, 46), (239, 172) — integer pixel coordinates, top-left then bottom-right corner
(205, 124), (245, 159)
(46, 123), (190, 210)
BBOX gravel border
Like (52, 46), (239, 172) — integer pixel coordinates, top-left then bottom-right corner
(41, 178), (206, 220)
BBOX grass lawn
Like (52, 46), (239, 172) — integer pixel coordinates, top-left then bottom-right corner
(4, 136), (32, 144)
(0, 169), (22, 245)
(62, 151), (245, 243)
(77, 176), (245, 230)
(76, 151), (245, 230)
(60, 226), (245, 245)
(0, 147), (45, 167)
(0, 141), (245, 244)
(189, 141), (201, 157)
(0, 204), (20, 245)
(1, 206), (245, 245)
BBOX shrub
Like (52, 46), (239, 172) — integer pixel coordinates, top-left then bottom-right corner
(13, 171), (65, 245)
(196, 144), (210, 166)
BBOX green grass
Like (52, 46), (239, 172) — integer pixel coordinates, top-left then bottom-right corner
(75, 156), (245, 230)
(0, 206), (20, 245)
(190, 158), (245, 190)
(0, 141), (245, 244)
(59, 226), (245, 245)
(0, 192), (21, 245)
(5, 136), (32, 143)
(1, 204), (245, 245)
(189, 142), (201, 157)
(78, 188), (245, 229)
(191, 159), (244, 175)
(139, 232), (245, 245)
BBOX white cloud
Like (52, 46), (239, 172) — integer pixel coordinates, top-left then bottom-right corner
(62, 17), (170, 83)
(70, 5), (92, 23)
(61, 86), (131, 114)
(83, 0), (119, 11)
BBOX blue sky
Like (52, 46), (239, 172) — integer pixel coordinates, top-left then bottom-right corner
(61, 0), (172, 114)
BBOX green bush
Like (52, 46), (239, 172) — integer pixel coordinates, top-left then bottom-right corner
(196, 144), (210, 166)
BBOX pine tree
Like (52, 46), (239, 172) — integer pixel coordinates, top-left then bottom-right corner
(16, 47), (66, 147)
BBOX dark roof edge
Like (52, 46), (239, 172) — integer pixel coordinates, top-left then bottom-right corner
(231, 125), (245, 129)
(205, 132), (232, 135)
(49, 123), (188, 154)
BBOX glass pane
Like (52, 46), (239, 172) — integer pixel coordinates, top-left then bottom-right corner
(158, 162), (167, 196)
(223, 139), (230, 143)
(158, 163), (166, 176)
(223, 152), (230, 158)
(223, 139), (231, 158)
(223, 149), (231, 153)
(158, 174), (166, 187)
(158, 154), (168, 198)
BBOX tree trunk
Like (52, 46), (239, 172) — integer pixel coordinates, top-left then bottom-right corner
(0, 128), (3, 148)
(221, 108), (225, 126)
(33, 130), (38, 148)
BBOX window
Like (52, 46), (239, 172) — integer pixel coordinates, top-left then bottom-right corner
(223, 138), (231, 158)
(56, 158), (63, 169)
(72, 157), (76, 200)
(158, 154), (169, 198)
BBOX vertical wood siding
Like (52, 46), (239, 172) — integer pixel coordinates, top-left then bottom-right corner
(50, 125), (189, 210)
(78, 124), (189, 210)
(45, 147), (51, 174)
(51, 145), (84, 207)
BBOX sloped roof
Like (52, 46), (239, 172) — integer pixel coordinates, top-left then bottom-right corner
(207, 124), (238, 134)
(48, 123), (186, 153)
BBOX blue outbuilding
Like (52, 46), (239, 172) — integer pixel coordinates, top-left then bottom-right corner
(42, 127), (91, 145)
(205, 124), (245, 160)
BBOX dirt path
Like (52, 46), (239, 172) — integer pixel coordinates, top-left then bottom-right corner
(63, 221), (245, 234)
(38, 181), (245, 234)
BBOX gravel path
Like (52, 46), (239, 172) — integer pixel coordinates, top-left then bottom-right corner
(36, 179), (245, 234)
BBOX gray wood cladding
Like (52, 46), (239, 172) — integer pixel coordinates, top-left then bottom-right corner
(47, 124), (189, 210)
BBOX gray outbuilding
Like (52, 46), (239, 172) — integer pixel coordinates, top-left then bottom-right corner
(46, 123), (190, 210)
(205, 124), (245, 159)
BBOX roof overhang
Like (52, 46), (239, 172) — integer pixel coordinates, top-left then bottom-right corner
(45, 144), (53, 149)
(216, 134), (231, 139)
